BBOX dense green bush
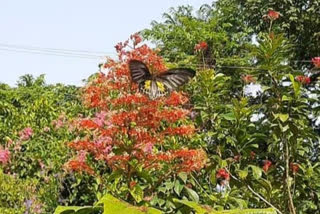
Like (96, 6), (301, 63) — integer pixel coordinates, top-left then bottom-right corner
(0, 1), (319, 214)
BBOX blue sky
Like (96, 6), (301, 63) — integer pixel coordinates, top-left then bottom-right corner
(0, 0), (213, 86)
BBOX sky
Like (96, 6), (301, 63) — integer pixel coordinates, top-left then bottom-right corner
(0, 0), (213, 86)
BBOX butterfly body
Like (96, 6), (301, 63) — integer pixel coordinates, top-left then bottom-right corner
(129, 60), (195, 99)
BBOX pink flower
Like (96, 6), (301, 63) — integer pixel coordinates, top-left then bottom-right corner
(52, 119), (64, 129)
(0, 149), (10, 165)
(103, 146), (112, 154)
(19, 127), (33, 141)
(312, 57), (320, 68)
(77, 151), (87, 162)
(93, 111), (107, 127)
(142, 143), (153, 154)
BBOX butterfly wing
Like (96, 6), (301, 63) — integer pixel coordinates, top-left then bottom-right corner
(128, 60), (196, 99)
(128, 60), (152, 84)
(155, 68), (196, 92)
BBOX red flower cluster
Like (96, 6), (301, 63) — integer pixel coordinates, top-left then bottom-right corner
(80, 119), (100, 129)
(263, 160), (272, 172)
(295, 75), (311, 84)
(66, 160), (94, 175)
(267, 10), (280, 20)
(216, 168), (230, 181)
(112, 94), (149, 106)
(163, 126), (195, 136)
(66, 152), (94, 175)
(144, 149), (207, 173)
(159, 109), (190, 123)
(66, 34), (207, 182)
(171, 149), (207, 172)
(194, 41), (208, 51)
(312, 57), (320, 68)
(130, 33), (142, 46)
(165, 91), (189, 106)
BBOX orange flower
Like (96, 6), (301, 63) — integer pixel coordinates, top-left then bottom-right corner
(80, 119), (100, 129)
(165, 91), (189, 106)
(66, 160), (94, 175)
(163, 126), (195, 136)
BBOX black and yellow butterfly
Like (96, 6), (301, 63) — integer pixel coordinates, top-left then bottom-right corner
(128, 60), (196, 99)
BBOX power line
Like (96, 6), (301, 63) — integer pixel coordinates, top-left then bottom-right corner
(0, 43), (117, 56)
(0, 42), (315, 67)
(0, 47), (102, 60)
(0, 48), (311, 71)
(0, 43), (314, 62)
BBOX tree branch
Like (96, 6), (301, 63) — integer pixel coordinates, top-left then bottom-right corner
(228, 172), (283, 214)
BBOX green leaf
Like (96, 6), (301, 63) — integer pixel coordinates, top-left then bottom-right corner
(237, 170), (248, 180)
(282, 95), (291, 101)
(278, 114), (289, 122)
(178, 172), (188, 183)
(173, 199), (209, 214)
(96, 194), (161, 214)
(185, 187), (199, 202)
(248, 165), (262, 180)
(210, 170), (217, 185)
(174, 180), (184, 196)
(173, 199), (277, 214)
(129, 185), (144, 203)
(54, 206), (99, 214)
(289, 74), (301, 97)
(221, 113), (236, 121)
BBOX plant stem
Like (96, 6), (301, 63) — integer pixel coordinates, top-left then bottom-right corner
(285, 139), (296, 214)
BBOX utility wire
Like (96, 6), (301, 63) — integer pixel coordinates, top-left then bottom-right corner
(0, 43), (315, 68)
(0, 47), (102, 60)
(0, 47), (311, 71)
(0, 42), (314, 62)
(0, 43), (117, 56)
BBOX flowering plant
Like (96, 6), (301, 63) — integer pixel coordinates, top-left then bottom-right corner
(65, 34), (207, 205)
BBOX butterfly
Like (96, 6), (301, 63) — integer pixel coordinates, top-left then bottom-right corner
(128, 60), (196, 99)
